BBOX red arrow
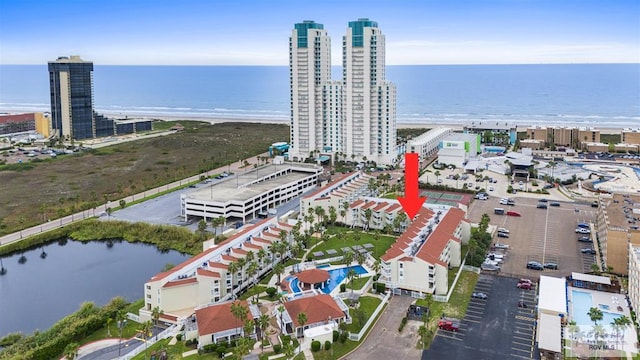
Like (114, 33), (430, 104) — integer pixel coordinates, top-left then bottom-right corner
(397, 153), (426, 219)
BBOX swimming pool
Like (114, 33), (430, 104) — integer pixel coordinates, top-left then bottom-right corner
(289, 265), (368, 294)
(572, 290), (621, 326)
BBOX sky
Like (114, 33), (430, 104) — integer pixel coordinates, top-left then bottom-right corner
(1, 0), (638, 65)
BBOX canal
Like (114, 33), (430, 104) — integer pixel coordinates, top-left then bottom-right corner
(0, 239), (190, 337)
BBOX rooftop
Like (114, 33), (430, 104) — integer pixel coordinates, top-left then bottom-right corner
(185, 163), (320, 203)
(464, 122), (517, 130)
(283, 294), (345, 327)
(195, 300), (253, 335)
(296, 268), (330, 284)
(602, 193), (640, 232)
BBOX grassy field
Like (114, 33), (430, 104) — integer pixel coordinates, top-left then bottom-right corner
(345, 296), (382, 333)
(0, 121), (288, 235)
(347, 276), (371, 290)
(312, 226), (397, 260)
(81, 299), (144, 344)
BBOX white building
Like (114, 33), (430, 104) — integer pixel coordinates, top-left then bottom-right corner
(288, 21), (331, 162)
(407, 128), (453, 163)
(181, 163), (321, 222)
(288, 19), (397, 165)
(437, 133), (480, 168)
(629, 244), (640, 313)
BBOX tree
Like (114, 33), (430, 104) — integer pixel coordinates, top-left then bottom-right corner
(231, 301), (248, 338)
(236, 337), (252, 358)
(372, 260), (381, 276)
(297, 312), (308, 349)
(106, 317), (113, 337)
(197, 219), (208, 240)
(227, 261), (239, 294)
(347, 268), (357, 295)
(328, 206), (338, 225)
(278, 304), (286, 330)
(140, 320), (153, 360)
(119, 199), (126, 208)
(417, 325), (428, 349)
(588, 307), (603, 326)
(567, 320), (580, 341)
(258, 314), (270, 346)
(247, 261), (259, 299)
(243, 318), (255, 338)
(364, 208), (373, 230)
(151, 306), (164, 339)
(274, 262), (285, 285)
(63, 342), (80, 360)
(434, 170), (441, 184)
(106, 207), (113, 219)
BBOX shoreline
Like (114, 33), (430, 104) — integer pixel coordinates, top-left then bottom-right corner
(1, 108), (630, 134)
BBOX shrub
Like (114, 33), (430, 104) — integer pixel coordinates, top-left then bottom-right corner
(333, 330), (339, 341)
(273, 344), (282, 353)
(324, 341), (332, 351)
(374, 282), (386, 293)
(340, 283), (346, 292)
(265, 287), (278, 298)
(176, 333), (183, 342)
(339, 331), (348, 343)
(281, 334), (291, 344)
(185, 339), (192, 346)
(311, 340), (321, 352)
(203, 344), (216, 353)
(398, 317), (408, 332)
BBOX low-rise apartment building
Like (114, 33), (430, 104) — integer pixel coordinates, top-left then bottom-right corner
(140, 217), (293, 323)
(379, 206), (469, 296)
(463, 122), (517, 145)
(629, 244), (640, 313)
(622, 129), (640, 146)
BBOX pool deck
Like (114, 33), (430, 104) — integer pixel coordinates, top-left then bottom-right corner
(567, 286), (637, 355)
(277, 263), (373, 298)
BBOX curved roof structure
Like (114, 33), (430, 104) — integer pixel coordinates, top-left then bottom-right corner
(296, 268), (330, 284)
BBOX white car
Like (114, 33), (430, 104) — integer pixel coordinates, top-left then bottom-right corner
(494, 243), (510, 249)
(500, 199), (509, 205)
(489, 253), (505, 259)
(486, 257), (503, 263)
(489, 186), (495, 191)
(575, 228), (591, 234)
(483, 260), (500, 266)
(497, 227), (509, 234)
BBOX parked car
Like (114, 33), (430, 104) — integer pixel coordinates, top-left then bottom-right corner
(518, 278), (532, 284)
(518, 301), (528, 308)
(483, 260), (500, 266)
(526, 261), (543, 270)
(499, 198), (509, 205)
(472, 292), (488, 300)
(507, 211), (521, 217)
(575, 228), (591, 234)
(577, 223), (590, 229)
(544, 263), (558, 270)
(497, 232), (509, 238)
(581, 248), (596, 255)
(507, 199), (515, 206)
(488, 186), (495, 191)
(497, 227), (510, 234)
(438, 318), (460, 332)
(577, 236), (593, 243)
(550, 202), (560, 207)
(517, 282), (532, 289)
(537, 203), (548, 209)
(591, 201), (599, 208)
(494, 243), (509, 249)
(539, 198), (548, 203)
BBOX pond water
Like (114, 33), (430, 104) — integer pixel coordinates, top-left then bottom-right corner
(0, 239), (190, 337)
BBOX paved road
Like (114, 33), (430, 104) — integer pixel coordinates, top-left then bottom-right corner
(345, 295), (421, 360)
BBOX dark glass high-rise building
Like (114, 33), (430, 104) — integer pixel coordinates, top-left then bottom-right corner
(48, 56), (96, 140)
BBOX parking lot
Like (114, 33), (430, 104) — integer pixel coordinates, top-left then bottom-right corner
(468, 195), (598, 279)
(423, 274), (539, 360)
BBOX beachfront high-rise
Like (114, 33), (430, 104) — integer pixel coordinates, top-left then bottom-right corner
(289, 21), (332, 161)
(288, 19), (397, 165)
(48, 56), (96, 140)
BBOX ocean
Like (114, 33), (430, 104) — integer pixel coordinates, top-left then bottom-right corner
(0, 64), (638, 128)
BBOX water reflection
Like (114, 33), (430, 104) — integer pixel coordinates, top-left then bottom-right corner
(0, 239), (190, 337)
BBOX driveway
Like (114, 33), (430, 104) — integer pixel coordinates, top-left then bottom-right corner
(345, 295), (421, 360)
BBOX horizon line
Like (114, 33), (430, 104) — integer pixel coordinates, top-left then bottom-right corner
(2, 62), (639, 66)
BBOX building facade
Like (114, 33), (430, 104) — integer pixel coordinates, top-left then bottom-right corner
(437, 133), (481, 168)
(288, 19), (397, 165)
(0, 113), (38, 135)
(622, 129), (640, 147)
(629, 245), (640, 314)
(463, 122), (517, 145)
(595, 194), (640, 275)
(141, 218), (293, 322)
(407, 128), (453, 163)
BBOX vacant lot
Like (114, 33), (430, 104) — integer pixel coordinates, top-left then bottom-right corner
(0, 121), (288, 235)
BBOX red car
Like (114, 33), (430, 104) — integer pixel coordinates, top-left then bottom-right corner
(438, 318), (460, 332)
(507, 211), (521, 217)
(517, 282), (532, 290)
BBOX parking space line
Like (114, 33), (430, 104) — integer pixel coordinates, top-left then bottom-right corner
(511, 347), (531, 353)
(510, 353), (533, 359)
(512, 335), (531, 341)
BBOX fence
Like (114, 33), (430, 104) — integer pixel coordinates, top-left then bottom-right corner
(347, 292), (390, 342)
(117, 324), (177, 360)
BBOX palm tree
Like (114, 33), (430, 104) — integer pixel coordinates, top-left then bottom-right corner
(364, 208), (373, 230)
(247, 261), (259, 294)
(231, 301), (248, 338)
(588, 307), (603, 326)
(567, 320), (580, 342)
(278, 304), (286, 331)
(197, 219), (208, 239)
(63, 342), (80, 360)
(347, 268), (357, 295)
(151, 306), (163, 339)
(328, 206), (337, 225)
(434, 170), (441, 184)
(237, 257), (247, 285)
(258, 313), (270, 347)
(140, 320), (153, 360)
(227, 261), (238, 295)
(342, 250), (354, 267)
(116, 309), (127, 356)
(257, 248), (267, 268)
(615, 315), (632, 345)
(274, 262), (285, 285)
(372, 260), (381, 276)
(296, 312), (308, 346)
(243, 318), (255, 338)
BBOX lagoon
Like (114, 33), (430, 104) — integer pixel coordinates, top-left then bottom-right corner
(0, 239), (189, 337)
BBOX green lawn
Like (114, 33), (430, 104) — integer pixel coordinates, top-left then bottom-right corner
(310, 226), (397, 260)
(415, 271), (479, 347)
(82, 299), (144, 344)
(345, 296), (382, 333)
(347, 276), (371, 290)
(238, 285), (267, 301)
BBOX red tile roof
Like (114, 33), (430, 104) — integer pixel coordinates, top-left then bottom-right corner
(222, 255), (239, 262)
(162, 277), (198, 288)
(284, 294), (345, 327)
(232, 248), (249, 256)
(302, 172), (355, 199)
(350, 199), (365, 209)
(195, 300), (253, 336)
(415, 207), (464, 264)
(208, 262), (229, 270)
(252, 237), (272, 245)
(244, 243), (263, 250)
(148, 218), (273, 282)
(361, 201), (377, 210)
(296, 269), (330, 284)
(373, 202), (390, 212)
(384, 204), (402, 213)
(278, 222), (293, 229)
(381, 207), (436, 262)
(160, 313), (178, 322)
(197, 268), (221, 278)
